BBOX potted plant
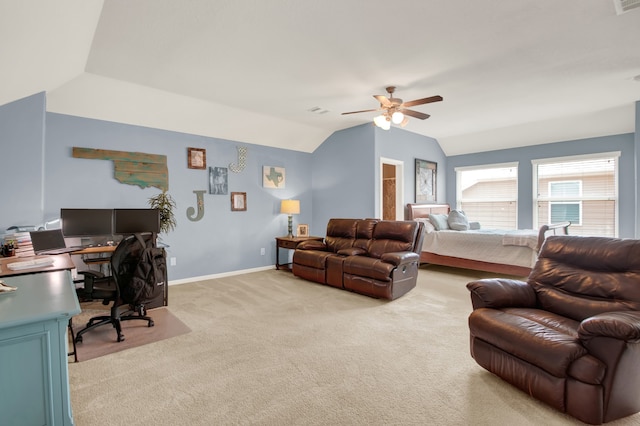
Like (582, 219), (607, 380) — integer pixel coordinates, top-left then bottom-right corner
(148, 190), (177, 234)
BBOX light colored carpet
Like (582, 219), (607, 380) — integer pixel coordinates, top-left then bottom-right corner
(68, 266), (640, 425)
(69, 307), (191, 362)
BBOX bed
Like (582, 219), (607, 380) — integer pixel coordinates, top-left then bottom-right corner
(407, 203), (570, 276)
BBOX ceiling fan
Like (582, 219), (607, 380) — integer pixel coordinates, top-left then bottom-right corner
(342, 86), (443, 130)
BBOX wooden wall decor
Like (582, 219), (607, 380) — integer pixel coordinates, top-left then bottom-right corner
(72, 147), (168, 191)
(186, 190), (206, 221)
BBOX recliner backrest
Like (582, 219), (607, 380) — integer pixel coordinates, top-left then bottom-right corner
(528, 235), (640, 321)
(324, 219), (357, 252)
(367, 220), (419, 259)
(353, 219), (378, 251)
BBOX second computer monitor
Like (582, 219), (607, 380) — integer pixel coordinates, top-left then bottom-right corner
(113, 208), (160, 235)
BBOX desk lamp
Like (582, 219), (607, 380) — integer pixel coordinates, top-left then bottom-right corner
(280, 199), (300, 238)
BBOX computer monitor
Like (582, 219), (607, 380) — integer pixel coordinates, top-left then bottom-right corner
(60, 208), (114, 237)
(113, 208), (160, 234)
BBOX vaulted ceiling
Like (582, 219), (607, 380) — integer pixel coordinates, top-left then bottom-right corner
(2, 1), (640, 155)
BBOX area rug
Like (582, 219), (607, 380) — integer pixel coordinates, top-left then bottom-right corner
(68, 307), (191, 362)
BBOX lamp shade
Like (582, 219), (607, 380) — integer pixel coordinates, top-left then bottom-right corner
(280, 199), (300, 215)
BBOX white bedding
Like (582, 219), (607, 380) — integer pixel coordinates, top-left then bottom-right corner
(421, 229), (539, 268)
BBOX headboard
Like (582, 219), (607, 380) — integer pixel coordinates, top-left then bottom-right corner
(406, 203), (450, 220)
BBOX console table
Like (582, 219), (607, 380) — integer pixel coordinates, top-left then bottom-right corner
(0, 270), (80, 425)
(275, 236), (323, 271)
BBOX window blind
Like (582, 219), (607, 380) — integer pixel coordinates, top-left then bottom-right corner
(456, 163), (518, 229)
(533, 154), (618, 237)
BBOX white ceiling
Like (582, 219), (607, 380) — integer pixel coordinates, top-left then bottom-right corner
(2, 0), (640, 155)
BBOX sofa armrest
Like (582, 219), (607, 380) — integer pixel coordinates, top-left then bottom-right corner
(338, 247), (367, 256)
(297, 240), (327, 250)
(578, 311), (640, 343)
(380, 251), (419, 266)
(466, 279), (536, 310)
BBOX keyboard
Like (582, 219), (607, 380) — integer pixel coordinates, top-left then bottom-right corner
(7, 257), (55, 271)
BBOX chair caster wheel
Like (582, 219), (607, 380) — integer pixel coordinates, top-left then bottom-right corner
(117, 333), (125, 342)
(75, 335), (83, 343)
(149, 320), (155, 327)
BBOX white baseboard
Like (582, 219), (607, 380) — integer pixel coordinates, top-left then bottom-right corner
(168, 265), (275, 286)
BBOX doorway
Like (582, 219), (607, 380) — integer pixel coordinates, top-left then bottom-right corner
(379, 157), (404, 220)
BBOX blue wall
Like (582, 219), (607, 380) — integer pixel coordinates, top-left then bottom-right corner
(0, 92), (46, 227)
(446, 133), (636, 238)
(2, 92), (639, 280)
(311, 124), (447, 232)
(311, 124), (375, 234)
(42, 113), (313, 280)
(374, 126), (446, 218)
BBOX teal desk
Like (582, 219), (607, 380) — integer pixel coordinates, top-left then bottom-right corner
(0, 270), (80, 425)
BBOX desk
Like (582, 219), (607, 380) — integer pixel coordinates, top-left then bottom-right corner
(0, 254), (76, 278)
(72, 245), (117, 271)
(0, 270), (80, 425)
(275, 236), (323, 271)
(71, 245), (117, 255)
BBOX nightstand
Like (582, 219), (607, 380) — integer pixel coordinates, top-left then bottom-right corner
(275, 236), (323, 271)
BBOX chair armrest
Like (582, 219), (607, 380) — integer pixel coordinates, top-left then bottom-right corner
(297, 240), (326, 250)
(380, 252), (419, 266)
(338, 247), (367, 256)
(466, 279), (536, 310)
(579, 311), (640, 343)
(77, 270), (106, 292)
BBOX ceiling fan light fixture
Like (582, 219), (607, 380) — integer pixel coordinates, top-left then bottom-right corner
(391, 111), (405, 124)
(374, 114), (388, 128)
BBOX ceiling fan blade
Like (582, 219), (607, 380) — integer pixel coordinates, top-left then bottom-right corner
(374, 95), (392, 107)
(402, 95), (443, 108)
(402, 109), (430, 120)
(341, 108), (380, 115)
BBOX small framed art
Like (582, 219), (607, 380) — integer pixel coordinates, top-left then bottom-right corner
(263, 166), (285, 188)
(209, 166), (228, 195)
(231, 192), (247, 211)
(296, 224), (309, 237)
(188, 147), (206, 169)
(415, 159), (437, 203)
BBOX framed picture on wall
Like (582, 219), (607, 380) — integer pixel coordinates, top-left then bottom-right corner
(188, 147), (206, 169)
(296, 224), (309, 237)
(263, 166), (285, 188)
(231, 192), (247, 211)
(209, 166), (228, 195)
(415, 159), (437, 203)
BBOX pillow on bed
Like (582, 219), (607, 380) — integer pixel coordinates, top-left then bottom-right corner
(448, 210), (470, 231)
(428, 214), (450, 231)
(415, 218), (436, 233)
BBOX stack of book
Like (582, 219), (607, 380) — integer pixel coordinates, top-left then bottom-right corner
(9, 232), (35, 257)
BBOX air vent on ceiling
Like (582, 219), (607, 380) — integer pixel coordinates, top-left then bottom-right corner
(614, 0), (640, 15)
(307, 106), (330, 115)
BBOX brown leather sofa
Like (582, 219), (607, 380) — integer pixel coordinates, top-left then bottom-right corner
(292, 218), (425, 300)
(466, 235), (640, 424)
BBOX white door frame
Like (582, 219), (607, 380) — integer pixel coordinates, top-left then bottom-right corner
(379, 157), (404, 220)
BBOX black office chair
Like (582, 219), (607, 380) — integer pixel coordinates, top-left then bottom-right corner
(74, 233), (155, 343)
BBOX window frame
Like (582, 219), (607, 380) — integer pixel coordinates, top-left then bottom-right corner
(532, 151), (620, 236)
(455, 161), (519, 229)
(548, 180), (583, 226)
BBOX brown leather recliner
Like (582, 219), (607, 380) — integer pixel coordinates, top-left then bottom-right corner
(292, 218), (425, 300)
(466, 235), (640, 424)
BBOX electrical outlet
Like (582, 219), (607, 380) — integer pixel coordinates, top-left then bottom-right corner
(260, 247), (265, 256)
(170, 257), (176, 266)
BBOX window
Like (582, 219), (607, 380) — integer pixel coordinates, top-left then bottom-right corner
(549, 181), (582, 225)
(456, 163), (518, 229)
(533, 152), (619, 237)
